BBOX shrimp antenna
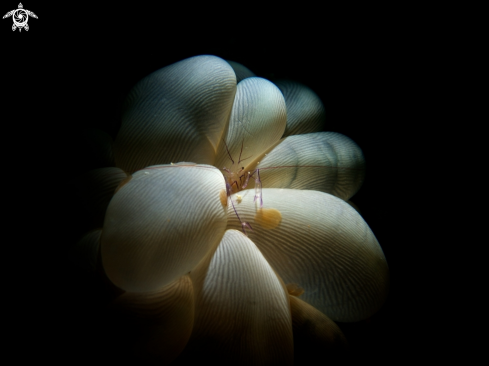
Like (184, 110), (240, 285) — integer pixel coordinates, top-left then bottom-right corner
(221, 138), (234, 165)
(237, 138), (252, 164)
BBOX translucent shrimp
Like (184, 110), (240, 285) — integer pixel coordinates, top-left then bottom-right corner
(221, 138), (253, 193)
(221, 138), (262, 235)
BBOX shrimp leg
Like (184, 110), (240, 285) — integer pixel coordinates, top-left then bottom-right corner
(241, 169), (263, 207)
(226, 182), (253, 235)
(253, 169), (263, 207)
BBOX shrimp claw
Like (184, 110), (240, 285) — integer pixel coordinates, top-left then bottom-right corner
(253, 169), (263, 207)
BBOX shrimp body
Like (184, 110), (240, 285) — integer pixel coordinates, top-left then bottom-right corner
(221, 138), (263, 235)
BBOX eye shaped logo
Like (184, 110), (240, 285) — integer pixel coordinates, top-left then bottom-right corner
(3, 3), (37, 32)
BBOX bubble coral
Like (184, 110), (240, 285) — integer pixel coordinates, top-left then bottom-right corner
(75, 55), (389, 365)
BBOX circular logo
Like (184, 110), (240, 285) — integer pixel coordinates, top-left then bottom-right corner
(13, 9), (28, 27)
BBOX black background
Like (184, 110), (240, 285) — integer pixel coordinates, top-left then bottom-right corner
(3, 3), (449, 365)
